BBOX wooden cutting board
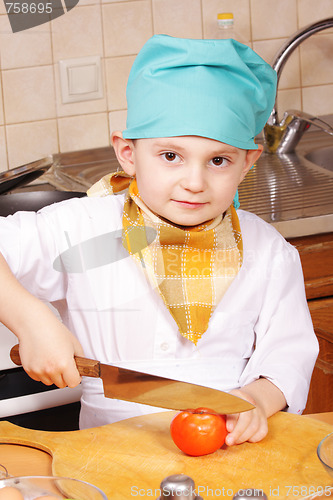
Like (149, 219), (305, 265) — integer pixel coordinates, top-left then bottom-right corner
(0, 412), (332, 499)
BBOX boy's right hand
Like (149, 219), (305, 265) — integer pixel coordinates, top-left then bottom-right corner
(18, 318), (84, 388)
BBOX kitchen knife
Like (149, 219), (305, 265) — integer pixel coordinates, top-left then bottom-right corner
(10, 345), (254, 414)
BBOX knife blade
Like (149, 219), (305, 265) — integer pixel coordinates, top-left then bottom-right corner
(10, 344), (254, 414)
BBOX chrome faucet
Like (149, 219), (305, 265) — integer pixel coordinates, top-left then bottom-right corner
(263, 17), (333, 154)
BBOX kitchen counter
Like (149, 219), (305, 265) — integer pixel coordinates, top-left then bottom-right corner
(306, 412), (333, 425)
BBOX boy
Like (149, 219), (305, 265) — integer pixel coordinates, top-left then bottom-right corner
(0, 36), (318, 445)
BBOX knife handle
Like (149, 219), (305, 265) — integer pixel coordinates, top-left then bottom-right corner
(74, 356), (100, 377)
(10, 344), (100, 378)
(10, 344), (22, 366)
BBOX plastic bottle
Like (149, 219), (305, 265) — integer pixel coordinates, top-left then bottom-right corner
(215, 12), (246, 43)
(216, 12), (235, 39)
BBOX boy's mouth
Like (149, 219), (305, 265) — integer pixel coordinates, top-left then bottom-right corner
(173, 200), (207, 209)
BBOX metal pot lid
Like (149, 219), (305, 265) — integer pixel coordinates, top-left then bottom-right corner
(0, 156), (53, 195)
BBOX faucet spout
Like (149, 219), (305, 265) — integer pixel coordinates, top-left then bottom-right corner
(264, 17), (333, 153)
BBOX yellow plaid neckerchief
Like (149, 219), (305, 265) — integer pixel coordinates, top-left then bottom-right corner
(87, 171), (243, 345)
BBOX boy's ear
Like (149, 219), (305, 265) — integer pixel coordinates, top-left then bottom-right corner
(111, 131), (136, 176)
(240, 144), (263, 181)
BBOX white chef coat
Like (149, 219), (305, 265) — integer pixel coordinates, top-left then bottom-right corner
(0, 194), (318, 429)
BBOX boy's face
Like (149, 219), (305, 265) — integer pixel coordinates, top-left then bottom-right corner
(113, 134), (262, 227)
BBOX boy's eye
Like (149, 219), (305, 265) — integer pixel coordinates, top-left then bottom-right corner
(162, 152), (179, 162)
(209, 156), (229, 167)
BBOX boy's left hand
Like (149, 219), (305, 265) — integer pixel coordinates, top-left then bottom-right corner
(225, 389), (267, 445)
(224, 378), (287, 446)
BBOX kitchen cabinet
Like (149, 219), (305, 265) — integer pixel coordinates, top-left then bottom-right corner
(290, 232), (333, 300)
(288, 232), (333, 414)
(305, 297), (333, 413)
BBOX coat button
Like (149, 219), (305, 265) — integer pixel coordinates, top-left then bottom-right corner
(160, 342), (169, 351)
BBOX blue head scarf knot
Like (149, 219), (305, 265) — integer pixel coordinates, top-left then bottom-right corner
(123, 35), (277, 208)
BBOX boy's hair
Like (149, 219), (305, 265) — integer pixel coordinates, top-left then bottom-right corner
(123, 35), (277, 151)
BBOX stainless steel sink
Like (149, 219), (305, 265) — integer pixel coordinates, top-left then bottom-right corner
(238, 126), (333, 237)
(305, 146), (333, 172)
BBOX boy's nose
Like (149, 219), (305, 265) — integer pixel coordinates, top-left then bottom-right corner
(181, 164), (206, 192)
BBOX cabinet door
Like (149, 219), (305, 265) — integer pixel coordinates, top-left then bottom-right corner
(304, 298), (333, 414)
(288, 232), (333, 300)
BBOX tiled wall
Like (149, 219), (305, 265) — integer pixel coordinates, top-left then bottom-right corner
(0, 0), (332, 170)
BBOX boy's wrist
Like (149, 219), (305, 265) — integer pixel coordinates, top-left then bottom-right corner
(236, 378), (287, 417)
(2, 290), (54, 342)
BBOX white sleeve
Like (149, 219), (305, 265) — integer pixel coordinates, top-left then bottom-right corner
(0, 210), (67, 302)
(238, 241), (319, 414)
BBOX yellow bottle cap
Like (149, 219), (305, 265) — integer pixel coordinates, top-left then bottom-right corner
(217, 13), (234, 20)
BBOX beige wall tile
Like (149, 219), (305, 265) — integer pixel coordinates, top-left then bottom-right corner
(54, 62), (108, 117)
(302, 84), (333, 115)
(253, 39), (301, 90)
(276, 88), (302, 117)
(58, 112), (110, 152)
(153, 0), (202, 38)
(105, 55), (135, 111)
(3, 66), (56, 124)
(103, 1), (153, 57)
(0, 3), (7, 14)
(250, 0), (297, 40)
(300, 33), (333, 87)
(78, 0), (100, 5)
(0, 15), (52, 70)
(298, 0), (333, 28)
(202, 0), (251, 41)
(109, 110), (127, 134)
(0, 127), (8, 172)
(6, 120), (58, 169)
(0, 77), (4, 125)
(51, 5), (103, 62)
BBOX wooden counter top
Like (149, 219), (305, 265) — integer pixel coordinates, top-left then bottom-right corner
(306, 412), (333, 425)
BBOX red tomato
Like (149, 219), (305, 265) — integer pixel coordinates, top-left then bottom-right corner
(170, 407), (227, 456)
